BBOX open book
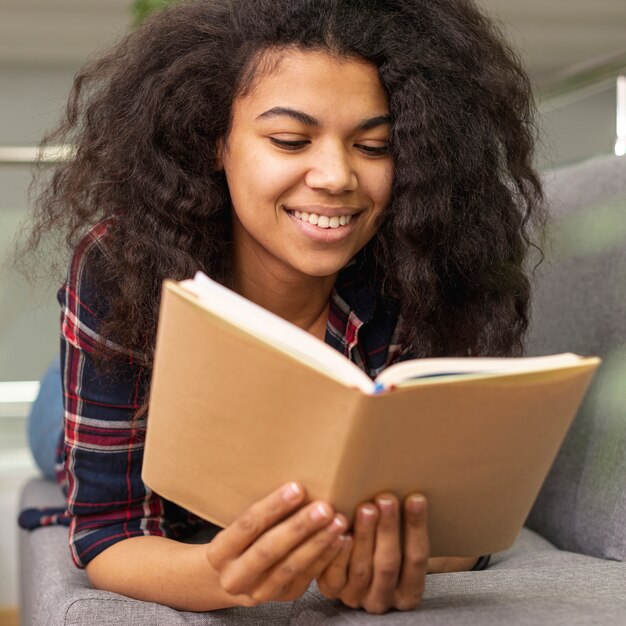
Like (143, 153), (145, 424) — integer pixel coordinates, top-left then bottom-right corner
(143, 272), (601, 556)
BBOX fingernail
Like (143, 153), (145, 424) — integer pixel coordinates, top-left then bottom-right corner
(360, 505), (377, 522)
(332, 534), (350, 549)
(282, 482), (302, 502)
(311, 502), (331, 521)
(376, 497), (395, 515)
(407, 495), (425, 514)
(331, 515), (347, 531)
(332, 534), (352, 549)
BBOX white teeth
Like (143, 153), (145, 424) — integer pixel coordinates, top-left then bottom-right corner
(317, 215), (330, 228)
(289, 209), (355, 228)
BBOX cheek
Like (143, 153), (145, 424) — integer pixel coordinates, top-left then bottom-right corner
(364, 161), (394, 210)
(380, 162), (394, 204)
(230, 154), (303, 209)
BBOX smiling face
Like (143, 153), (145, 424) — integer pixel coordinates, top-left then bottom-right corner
(219, 48), (393, 284)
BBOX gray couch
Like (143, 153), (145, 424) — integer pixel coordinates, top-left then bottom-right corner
(19, 154), (626, 625)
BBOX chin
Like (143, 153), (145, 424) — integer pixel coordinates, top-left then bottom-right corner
(282, 246), (359, 279)
(294, 260), (346, 278)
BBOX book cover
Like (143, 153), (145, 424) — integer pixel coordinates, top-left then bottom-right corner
(143, 278), (600, 556)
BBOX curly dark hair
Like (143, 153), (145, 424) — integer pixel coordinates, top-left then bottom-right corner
(25, 0), (547, 370)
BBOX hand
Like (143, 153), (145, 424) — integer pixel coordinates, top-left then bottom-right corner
(317, 492), (429, 614)
(205, 482), (349, 607)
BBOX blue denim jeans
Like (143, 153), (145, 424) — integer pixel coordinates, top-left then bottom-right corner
(27, 357), (64, 481)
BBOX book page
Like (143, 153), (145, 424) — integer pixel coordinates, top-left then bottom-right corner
(374, 353), (584, 388)
(180, 272), (375, 393)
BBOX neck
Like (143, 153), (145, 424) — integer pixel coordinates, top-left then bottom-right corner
(231, 256), (336, 340)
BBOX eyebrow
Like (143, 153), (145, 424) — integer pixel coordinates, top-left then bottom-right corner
(255, 106), (391, 131)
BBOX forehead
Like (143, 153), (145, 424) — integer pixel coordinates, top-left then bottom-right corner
(234, 48), (389, 122)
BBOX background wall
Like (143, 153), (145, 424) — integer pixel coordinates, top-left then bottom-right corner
(539, 85), (618, 169)
(0, 66), (80, 382)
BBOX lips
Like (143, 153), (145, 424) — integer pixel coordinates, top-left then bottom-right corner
(284, 207), (359, 242)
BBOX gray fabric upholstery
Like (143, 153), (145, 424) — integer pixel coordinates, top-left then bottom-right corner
(19, 479), (626, 626)
(526, 154), (626, 561)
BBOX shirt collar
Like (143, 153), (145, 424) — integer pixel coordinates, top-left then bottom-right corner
(335, 257), (377, 324)
(328, 249), (377, 355)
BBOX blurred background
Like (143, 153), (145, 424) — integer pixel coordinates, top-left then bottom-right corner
(0, 0), (625, 613)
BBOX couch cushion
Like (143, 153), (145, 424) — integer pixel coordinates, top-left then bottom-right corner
(525, 154), (626, 561)
(20, 478), (626, 626)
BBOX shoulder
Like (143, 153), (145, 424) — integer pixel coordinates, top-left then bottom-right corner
(58, 217), (146, 362)
(66, 218), (116, 288)
(58, 218), (115, 324)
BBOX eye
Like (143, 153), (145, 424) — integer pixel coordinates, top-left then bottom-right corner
(269, 137), (309, 150)
(269, 137), (389, 155)
(356, 144), (389, 156)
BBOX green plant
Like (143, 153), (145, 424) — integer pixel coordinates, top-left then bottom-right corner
(132, 0), (177, 26)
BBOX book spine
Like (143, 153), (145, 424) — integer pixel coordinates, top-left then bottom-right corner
(327, 393), (384, 524)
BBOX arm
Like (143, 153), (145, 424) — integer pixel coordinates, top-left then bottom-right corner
(86, 536), (241, 611)
(88, 484), (352, 611)
(59, 282), (184, 569)
(58, 233), (203, 570)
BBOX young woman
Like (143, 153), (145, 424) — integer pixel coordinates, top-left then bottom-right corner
(21, 0), (546, 614)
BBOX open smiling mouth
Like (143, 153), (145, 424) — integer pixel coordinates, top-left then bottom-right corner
(284, 208), (360, 230)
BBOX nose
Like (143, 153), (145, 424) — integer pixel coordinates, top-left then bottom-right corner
(304, 141), (358, 194)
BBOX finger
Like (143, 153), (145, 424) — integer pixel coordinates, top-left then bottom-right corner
(395, 494), (429, 611)
(249, 513), (348, 603)
(283, 532), (352, 603)
(221, 500), (336, 594)
(207, 481), (305, 569)
(365, 494), (401, 612)
(317, 534), (353, 598)
(308, 530), (352, 580)
(343, 503), (378, 603)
